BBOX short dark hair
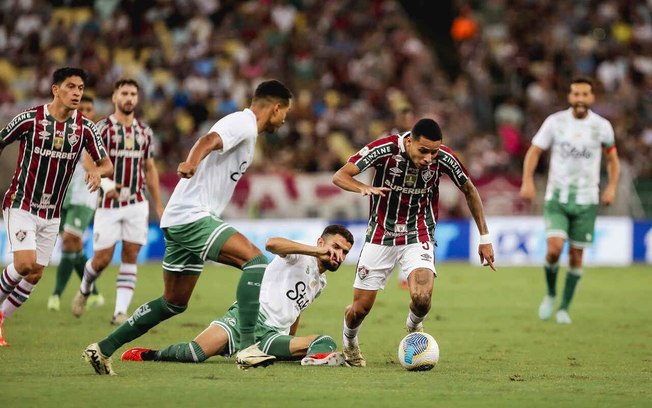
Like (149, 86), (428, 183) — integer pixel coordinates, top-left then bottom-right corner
(253, 79), (292, 105)
(411, 118), (442, 142)
(321, 224), (354, 246)
(52, 67), (87, 86)
(570, 76), (593, 91)
(81, 95), (94, 103)
(114, 78), (140, 90)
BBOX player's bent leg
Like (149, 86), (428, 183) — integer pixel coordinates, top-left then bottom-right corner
(2, 265), (44, 318)
(406, 268), (434, 333)
(215, 231), (268, 350)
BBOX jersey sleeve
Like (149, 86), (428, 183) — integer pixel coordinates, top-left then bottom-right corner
(438, 146), (469, 187)
(209, 112), (253, 154)
(0, 111), (33, 148)
(145, 126), (154, 159)
(600, 119), (616, 149)
(348, 136), (395, 172)
(531, 116), (554, 150)
(83, 120), (108, 161)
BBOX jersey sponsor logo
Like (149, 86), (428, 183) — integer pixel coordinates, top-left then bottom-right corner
(360, 145), (392, 166)
(385, 230), (418, 237)
(560, 142), (593, 159)
(439, 153), (465, 179)
(15, 230), (27, 242)
(109, 148), (145, 158)
(230, 161), (248, 182)
(286, 281), (310, 310)
(5, 112), (31, 133)
(33, 146), (77, 160)
(357, 266), (369, 280)
(421, 169), (434, 182)
(383, 179), (428, 194)
(111, 133), (122, 144)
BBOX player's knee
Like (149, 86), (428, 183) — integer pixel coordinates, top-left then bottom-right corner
(346, 302), (370, 321)
(93, 254), (112, 272)
(13, 259), (37, 276)
(546, 250), (561, 264)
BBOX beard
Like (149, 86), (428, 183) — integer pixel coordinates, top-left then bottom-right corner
(118, 104), (135, 115)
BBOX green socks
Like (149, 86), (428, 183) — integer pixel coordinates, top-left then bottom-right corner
(53, 251), (76, 296)
(98, 296), (186, 357)
(154, 341), (207, 362)
(559, 269), (582, 311)
(307, 336), (337, 355)
(53, 251), (98, 296)
(544, 263), (559, 297)
(236, 254), (268, 349)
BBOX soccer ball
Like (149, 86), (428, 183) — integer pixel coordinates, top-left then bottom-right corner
(398, 332), (439, 371)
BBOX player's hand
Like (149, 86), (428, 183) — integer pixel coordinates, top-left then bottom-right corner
(85, 171), (101, 192)
(478, 243), (496, 271)
(317, 245), (344, 264)
(177, 161), (197, 178)
(519, 181), (536, 202)
(601, 186), (616, 205)
(360, 186), (391, 197)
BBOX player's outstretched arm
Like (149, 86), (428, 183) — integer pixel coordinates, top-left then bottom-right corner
(265, 237), (343, 264)
(177, 131), (223, 178)
(333, 162), (390, 196)
(460, 180), (496, 271)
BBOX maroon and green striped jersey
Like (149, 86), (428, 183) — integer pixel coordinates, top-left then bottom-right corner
(96, 115), (153, 209)
(349, 133), (469, 246)
(1, 105), (107, 219)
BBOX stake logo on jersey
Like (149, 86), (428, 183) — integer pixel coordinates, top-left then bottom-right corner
(96, 115), (154, 208)
(349, 133), (469, 246)
(1, 105), (107, 219)
(258, 254), (327, 333)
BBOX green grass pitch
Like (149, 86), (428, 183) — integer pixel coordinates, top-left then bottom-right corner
(0, 262), (650, 407)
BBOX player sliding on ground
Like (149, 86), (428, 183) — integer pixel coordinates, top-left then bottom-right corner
(121, 225), (354, 367)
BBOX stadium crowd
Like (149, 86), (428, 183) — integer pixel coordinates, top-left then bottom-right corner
(0, 0), (651, 186)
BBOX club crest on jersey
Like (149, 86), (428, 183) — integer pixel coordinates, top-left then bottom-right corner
(357, 266), (370, 280)
(68, 132), (79, 147)
(421, 169), (434, 182)
(136, 132), (145, 146)
(15, 230), (27, 242)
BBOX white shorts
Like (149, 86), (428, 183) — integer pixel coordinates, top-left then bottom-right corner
(354, 242), (437, 291)
(2, 208), (60, 266)
(93, 201), (149, 250)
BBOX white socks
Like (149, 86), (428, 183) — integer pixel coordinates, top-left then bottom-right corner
(114, 263), (137, 316)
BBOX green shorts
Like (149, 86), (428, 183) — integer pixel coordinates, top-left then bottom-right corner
(544, 200), (598, 248)
(211, 303), (294, 359)
(162, 215), (237, 275)
(60, 204), (95, 238)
